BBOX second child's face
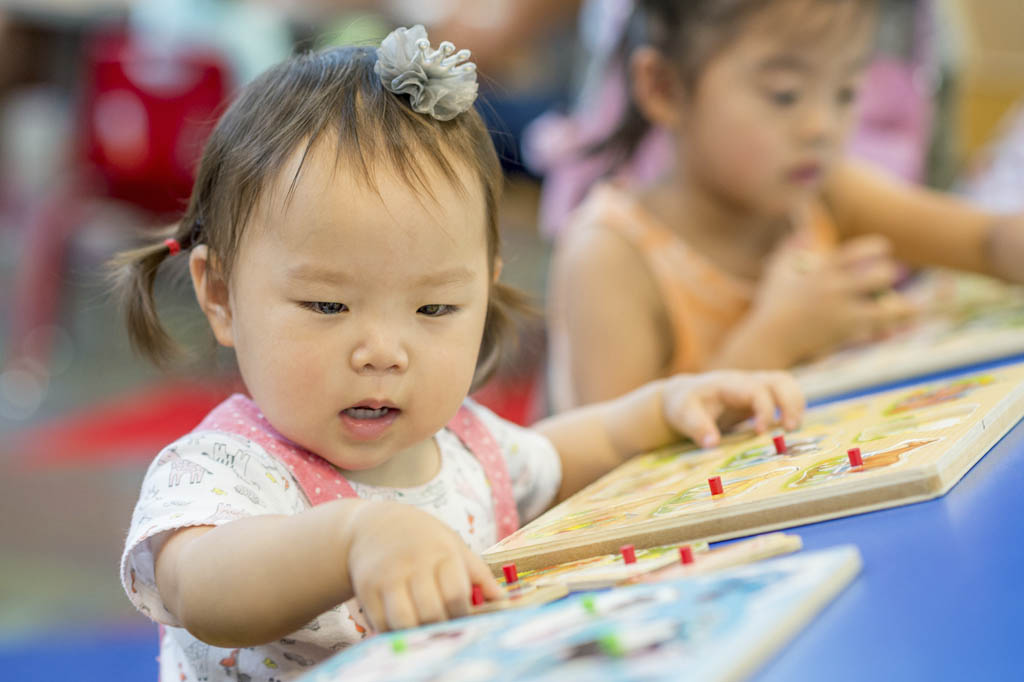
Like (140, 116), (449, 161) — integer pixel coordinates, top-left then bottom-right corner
(223, 140), (492, 472)
(677, 0), (876, 216)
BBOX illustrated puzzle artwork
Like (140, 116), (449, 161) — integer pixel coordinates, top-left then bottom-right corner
(794, 270), (1024, 400)
(299, 546), (861, 682)
(485, 364), (1024, 570)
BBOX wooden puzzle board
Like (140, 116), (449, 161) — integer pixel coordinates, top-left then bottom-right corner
(794, 270), (1024, 400)
(484, 364), (1024, 571)
(500, 533), (800, 592)
(300, 546), (862, 682)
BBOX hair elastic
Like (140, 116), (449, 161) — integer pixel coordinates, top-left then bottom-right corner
(164, 238), (181, 255)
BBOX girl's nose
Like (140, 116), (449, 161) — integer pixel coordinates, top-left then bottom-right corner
(350, 328), (408, 374)
(799, 102), (841, 146)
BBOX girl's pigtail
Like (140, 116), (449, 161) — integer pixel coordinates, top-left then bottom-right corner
(587, 97), (652, 171)
(106, 218), (203, 367)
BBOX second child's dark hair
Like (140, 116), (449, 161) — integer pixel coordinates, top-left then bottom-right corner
(596, 0), (879, 167)
(109, 46), (529, 391)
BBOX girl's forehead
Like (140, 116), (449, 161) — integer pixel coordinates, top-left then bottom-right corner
(251, 137), (489, 251)
(744, 0), (877, 52)
(709, 1), (874, 75)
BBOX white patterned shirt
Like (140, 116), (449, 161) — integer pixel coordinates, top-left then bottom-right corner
(120, 399), (560, 681)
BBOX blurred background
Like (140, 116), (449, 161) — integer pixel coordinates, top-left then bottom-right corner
(0, 0), (1021, 679)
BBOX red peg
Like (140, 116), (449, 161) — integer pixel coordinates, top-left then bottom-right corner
(502, 563), (519, 585)
(773, 435), (787, 454)
(679, 545), (695, 565)
(847, 447), (864, 468)
(471, 584), (484, 606)
(620, 544), (637, 564)
(708, 476), (724, 496)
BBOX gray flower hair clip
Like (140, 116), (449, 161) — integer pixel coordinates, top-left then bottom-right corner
(375, 25), (478, 122)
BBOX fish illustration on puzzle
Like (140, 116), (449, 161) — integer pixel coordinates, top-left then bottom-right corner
(716, 433), (834, 473)
(785, 439), (937, 488)
(884, 376), (994, 416)
(855, 404), (978, 442)
(582, 449), (710, 502)
(521, 495), (667, 540)
(652, 465), (798, 517)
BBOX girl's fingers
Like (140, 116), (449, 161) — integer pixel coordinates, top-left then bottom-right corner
(436, 556), (472, 619)
(669, 395), (722, 449)
(462, 547), (504, 601)
(854, 295), (917, 333)
(746, 384), (776, 433)
(382, 582), (418, 632)
(714, 379), (775, 433)
(761, 372), (805, 430)
(834, 234), (892, 268)
(839, 260), (902, 296)
(408, 571), (447, 625)
(358, 587), (387, 634)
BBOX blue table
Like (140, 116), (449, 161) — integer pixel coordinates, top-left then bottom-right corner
(755, 357), (1024, 681)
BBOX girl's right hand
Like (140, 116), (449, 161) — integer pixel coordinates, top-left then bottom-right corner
(344, 501), (504, 632)
(751, 235), (916, 364)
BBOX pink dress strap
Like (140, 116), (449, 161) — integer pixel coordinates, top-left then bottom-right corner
(195, 394), (358, 503)
(446, 404), (520, 540)
(193, 395), (520, 539)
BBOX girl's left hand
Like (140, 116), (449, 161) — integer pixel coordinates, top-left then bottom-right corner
(662, 371), (806, 449)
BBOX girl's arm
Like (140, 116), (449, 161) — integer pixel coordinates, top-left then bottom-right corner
(548, 221), (672, 409)
(154, 501), (363, 647)
(535, 371), (805, 503)
(154, 499), (502, 645)
(827, 159), (1024, 281)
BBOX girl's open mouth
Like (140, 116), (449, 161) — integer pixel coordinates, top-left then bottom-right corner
(343, 406), (394, 419)
(338, 405), (401, 441)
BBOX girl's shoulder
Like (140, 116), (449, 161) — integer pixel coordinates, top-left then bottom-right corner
(556, 184), (663, 282)
(563, 182), (668, 243)
(144, 428), (300, 505)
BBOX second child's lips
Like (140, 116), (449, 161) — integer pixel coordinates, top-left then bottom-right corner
(787, 163), (822, 183)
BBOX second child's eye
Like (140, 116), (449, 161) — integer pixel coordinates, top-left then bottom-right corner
(769, 90), (799, 107)
(417, 304), (457, 317)
(302, 301), (348, 315)
(837, 86), (858, 106)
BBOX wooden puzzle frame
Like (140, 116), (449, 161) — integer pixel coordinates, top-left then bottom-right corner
(485, 365), (1024, 572)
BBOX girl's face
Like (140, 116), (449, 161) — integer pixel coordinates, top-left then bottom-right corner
(211, 139), (492, 472)
(674, 0), (876, 216)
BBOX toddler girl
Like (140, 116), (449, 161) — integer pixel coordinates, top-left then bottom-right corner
(547, 0), (1024, 410)
(113, 27), (804, 681)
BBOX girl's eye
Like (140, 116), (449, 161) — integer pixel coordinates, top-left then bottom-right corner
(769, 90), (799, 107)
(417, 304), (457, 317)
(303, 301), (347, 315)
(837, 86), (858, 106)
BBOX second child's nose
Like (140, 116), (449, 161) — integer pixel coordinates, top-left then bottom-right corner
(799, 103), (841, 147)
(350, 330), (408, 374)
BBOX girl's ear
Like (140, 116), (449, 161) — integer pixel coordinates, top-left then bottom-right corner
(492, 256), (503, 283)
(189, 245), (235, 348)
(630, 46), (686, 129)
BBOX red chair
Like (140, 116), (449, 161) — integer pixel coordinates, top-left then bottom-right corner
(5, 27), (230, 370)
